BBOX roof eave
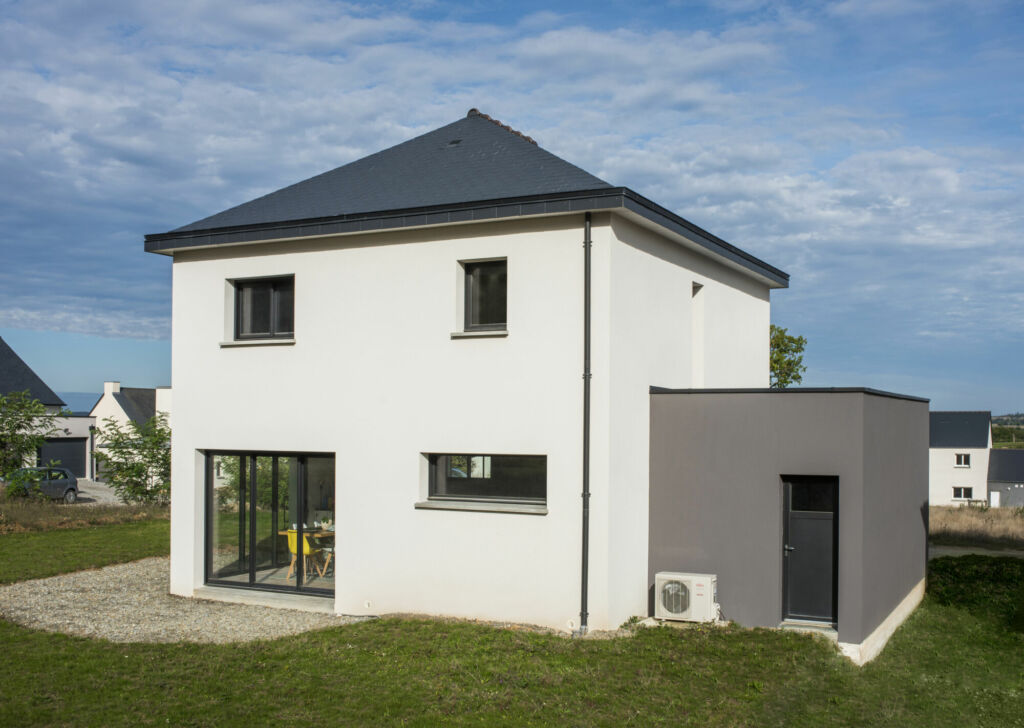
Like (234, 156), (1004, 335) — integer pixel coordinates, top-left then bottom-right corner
(145, 187), (789, 289)
(650, 386), (930, 404)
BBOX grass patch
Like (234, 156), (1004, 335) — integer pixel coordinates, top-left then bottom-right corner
(929, 504), (1024, 549)
(0, 520), (170, 584)
(0, 556), (1021, 726)
(0, 493), (168, 534)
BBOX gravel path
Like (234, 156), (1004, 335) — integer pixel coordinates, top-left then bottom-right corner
(0, 557), (356, 643)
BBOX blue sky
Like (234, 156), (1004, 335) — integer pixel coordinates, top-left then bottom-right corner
(1, 0), (1022, 410)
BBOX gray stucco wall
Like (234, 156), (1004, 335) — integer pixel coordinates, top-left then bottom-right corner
(859, 394), (930, 639)
(649, 389), (928, 644)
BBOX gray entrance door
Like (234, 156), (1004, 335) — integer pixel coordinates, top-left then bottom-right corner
(38, 438), (87, 477)
(783, 476), (838, 623)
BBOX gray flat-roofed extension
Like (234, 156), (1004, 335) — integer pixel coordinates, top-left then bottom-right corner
(649, 388), (929, 645)
(929, 411), (991, 448)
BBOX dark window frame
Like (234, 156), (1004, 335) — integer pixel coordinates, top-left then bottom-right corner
(427, 453), (546, 504)
(952, 486), (973, 499)
(955, 453), (970, 467)
(463, 259), (507, 332)
(233, 275), (294, 340)
(203, 448), (335, 597)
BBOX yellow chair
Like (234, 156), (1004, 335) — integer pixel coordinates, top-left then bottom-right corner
(286, 529), (325, 578)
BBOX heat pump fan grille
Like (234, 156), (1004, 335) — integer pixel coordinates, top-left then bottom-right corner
(661, 580), (690, 615)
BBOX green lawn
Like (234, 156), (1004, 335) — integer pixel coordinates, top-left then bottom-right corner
(0, 520), (170, 584)
(0, 524), (1021, 726)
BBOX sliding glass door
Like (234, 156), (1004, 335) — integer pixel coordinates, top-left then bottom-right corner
(207, 452), (335, 595)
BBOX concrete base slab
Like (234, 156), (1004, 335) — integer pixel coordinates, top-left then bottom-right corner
(779, 619), (838, 643)
(838, 577), (925, 666)
(194, 586), (335, 614)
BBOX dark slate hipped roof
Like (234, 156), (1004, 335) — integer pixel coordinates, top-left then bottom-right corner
(145, 110), (789, 288)
(113, 388), (156, 426)
(173, 110), (612, 234)
(988, 449), (1024, 483)
(0, 336), (65, 407)
(929, 411), (991, 448)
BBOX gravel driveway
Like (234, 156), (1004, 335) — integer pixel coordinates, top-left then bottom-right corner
(74, 479), (122, 505)
(0, 557), (357, 643)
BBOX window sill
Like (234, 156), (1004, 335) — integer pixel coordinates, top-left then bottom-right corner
(414, 499), (547, 515)
(450, 329), (508, 339)
(220, 339), (295, 348)
(953, 465), (970, 468)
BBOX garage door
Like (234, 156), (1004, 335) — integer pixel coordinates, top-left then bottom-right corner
(37, 438), (87, 477)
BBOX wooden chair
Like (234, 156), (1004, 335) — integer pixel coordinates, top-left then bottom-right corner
(286, 529), (325, 578)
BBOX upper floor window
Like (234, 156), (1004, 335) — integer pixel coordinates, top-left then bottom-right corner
(955, 453), (970, 467)
(464, 260), (506, 331)
(235, 276), (294, 340)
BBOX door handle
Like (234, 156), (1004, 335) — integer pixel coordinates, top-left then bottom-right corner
(783, 545), (796, 553)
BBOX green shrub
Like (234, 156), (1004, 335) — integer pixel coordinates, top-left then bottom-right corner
(928, 555), (1024, 631)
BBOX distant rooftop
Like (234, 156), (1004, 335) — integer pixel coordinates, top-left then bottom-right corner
(988, 449), (1024, 483)
(929, 411), (991, 449)
(0, 336), (64, 407)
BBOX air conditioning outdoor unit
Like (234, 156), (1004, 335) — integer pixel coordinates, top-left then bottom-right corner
(654, 572), (719, 623)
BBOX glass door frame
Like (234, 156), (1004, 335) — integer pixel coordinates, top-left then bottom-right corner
(204, 449), (335, 596)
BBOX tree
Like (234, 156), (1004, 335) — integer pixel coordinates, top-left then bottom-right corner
(770, 324), (807, 389)
(94, 413), (171, 504)
(0, 390), (65, 477)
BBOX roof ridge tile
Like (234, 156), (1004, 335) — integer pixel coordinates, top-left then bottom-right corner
(466, 108), (537, 145)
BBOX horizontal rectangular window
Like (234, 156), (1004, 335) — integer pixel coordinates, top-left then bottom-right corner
(235, 276), (294, 340)
(428, 453), (545, 503)
(955, 453), (970, 467)
(952, 487), (973, 500)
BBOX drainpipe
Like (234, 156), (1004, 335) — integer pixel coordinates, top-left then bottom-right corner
(579, 212), (592, 636)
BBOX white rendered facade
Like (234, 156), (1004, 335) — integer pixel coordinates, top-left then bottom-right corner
(167, 211), (773, 630)
(929, 442), (992, 506)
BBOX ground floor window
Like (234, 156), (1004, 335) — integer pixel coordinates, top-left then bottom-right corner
(206, 451), (335, 594)
(427, 453), (546, 503)
(952, 486), (973, 500)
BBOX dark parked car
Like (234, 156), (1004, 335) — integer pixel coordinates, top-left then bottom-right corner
(2, 467), (79, 503)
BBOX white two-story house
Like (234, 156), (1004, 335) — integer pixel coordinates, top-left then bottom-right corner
(929, 411), (992, 506)
(146, 109), (791, 632)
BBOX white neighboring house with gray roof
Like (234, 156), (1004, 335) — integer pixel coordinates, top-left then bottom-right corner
(0, 335), (95, 477)
(929, 411), (992, 506)
(144, 110), (927, 661)
(90, 381), (171, 480)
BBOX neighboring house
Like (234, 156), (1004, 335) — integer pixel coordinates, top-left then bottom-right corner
(929, 411), (992, 506)
(0, 335), (95, 477)
(145, 109), (926, 663)
(90, 381), (171, 480)
(987, 449), (1024, 508)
